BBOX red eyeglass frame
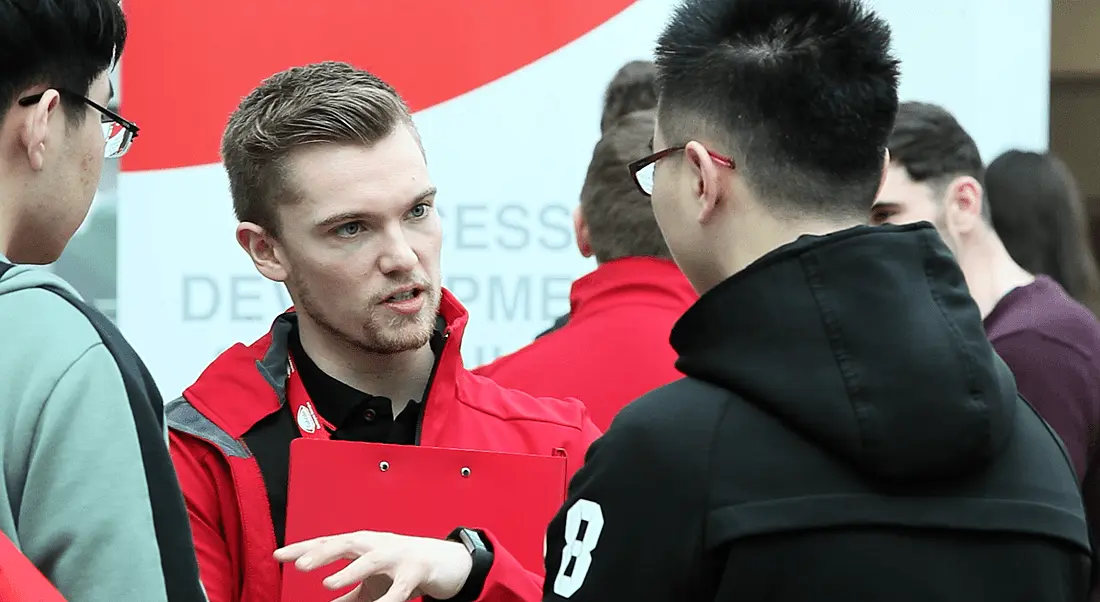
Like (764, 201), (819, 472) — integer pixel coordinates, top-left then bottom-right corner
(627, 144), (735, 196)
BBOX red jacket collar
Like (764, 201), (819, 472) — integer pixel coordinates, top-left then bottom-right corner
(183, 288), (470, 439)
(570, 256), (697, 318)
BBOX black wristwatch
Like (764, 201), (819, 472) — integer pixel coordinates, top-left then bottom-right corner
(427, 527), (494, 602)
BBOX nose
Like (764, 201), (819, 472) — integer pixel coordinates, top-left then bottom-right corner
(377, 226), (418, 274)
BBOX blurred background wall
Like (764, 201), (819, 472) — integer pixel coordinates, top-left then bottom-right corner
(1050, 0), (1100, 236)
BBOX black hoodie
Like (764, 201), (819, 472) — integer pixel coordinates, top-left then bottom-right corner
(542, 223), (1090, 602)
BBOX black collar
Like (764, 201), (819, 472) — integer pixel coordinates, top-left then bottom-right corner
(287, 317), (447, 429)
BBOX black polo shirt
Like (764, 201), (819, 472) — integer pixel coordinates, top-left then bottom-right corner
(243, 319), (445, 547)
(288, 327), (424, 444)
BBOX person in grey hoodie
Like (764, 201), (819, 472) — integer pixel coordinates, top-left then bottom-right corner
(0, 1), (205, 601)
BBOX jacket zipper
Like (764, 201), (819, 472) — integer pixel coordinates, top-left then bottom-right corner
(415, 329), (449, 445)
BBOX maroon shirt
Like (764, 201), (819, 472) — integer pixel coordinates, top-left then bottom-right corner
(985, 275), (1100, 563)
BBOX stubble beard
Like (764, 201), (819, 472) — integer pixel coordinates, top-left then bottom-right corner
(297, 281), (442, 355)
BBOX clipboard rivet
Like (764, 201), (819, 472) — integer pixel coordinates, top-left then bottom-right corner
(460, 467), (471, 477)
(379, 461), (390, 472)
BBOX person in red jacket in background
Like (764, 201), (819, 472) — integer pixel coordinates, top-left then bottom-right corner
(474, 108), (697, 430)
(532, 60), (662, 340)
(167, 61), (600, 602)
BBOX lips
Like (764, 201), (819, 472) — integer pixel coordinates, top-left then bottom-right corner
(381, 285), (428, 316)
(384, 288), (422, 304)
(119, 0), (638, 172)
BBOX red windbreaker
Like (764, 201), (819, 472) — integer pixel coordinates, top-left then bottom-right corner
(167, 290), (600, 602)
(475, 257), (697, 431)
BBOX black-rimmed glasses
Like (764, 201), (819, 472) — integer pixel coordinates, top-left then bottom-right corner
(18, 90), (140, 159)
(627, 144), (735, 196)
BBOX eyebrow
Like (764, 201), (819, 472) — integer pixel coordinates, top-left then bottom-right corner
(313, 186), (438, 230)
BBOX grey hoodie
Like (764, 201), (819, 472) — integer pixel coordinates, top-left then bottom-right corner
(0, 259), (206, 602)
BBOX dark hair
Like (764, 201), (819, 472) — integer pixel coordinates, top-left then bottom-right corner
(600, 60), (658, 133)
(581, 109), (671, 263)
(222, 61), (414, 235)
(986, 150), (1100, 315)
(0, 0), (127, 125)
(654, 0), (899, 218)
(887, 101), (989, 220)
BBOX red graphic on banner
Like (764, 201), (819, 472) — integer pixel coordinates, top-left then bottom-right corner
(119, 0), (637, 171)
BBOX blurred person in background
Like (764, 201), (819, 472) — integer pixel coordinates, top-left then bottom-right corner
(0, 1), (205, 601)
(536, 59), (660, 339)
(598, 60), (659, 134)
(280, 0), (1091, 599)
(875, 101), (1100, 594)
(169, 61), (599, 602)
(986, 149), (1100, 316)
(475, 109), (696, 430)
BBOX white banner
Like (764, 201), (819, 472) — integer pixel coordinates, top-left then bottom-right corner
(118, 0), (1051, 399)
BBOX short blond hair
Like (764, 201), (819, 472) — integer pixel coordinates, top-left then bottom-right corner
(221, 61), (413, 234)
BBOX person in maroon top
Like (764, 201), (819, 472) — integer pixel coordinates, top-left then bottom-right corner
(986, 149), (1100, 317)
(873, 101), (1100, 595)
(474, 109), (697, 430)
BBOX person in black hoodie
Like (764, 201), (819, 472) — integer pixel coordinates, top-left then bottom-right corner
(539, 0), (1093, 600)
(264, 1), (1090, 600)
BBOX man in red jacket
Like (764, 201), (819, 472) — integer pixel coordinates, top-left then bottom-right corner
(167, 61), (600, 602)
(474, 109), (697, 430)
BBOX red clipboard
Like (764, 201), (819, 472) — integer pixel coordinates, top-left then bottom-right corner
(280, 439), (568, 602)
(0, 531), (66, 602)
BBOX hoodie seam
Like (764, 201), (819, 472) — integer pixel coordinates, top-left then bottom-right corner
(701, 398), (725, 583)
(919, 234), (986, 442)
(799, 253), (871, 454)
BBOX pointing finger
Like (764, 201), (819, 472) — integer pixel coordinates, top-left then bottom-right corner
(274, 535), (333, 561)
(295, 535), (376, 571)
(323, 551), (388, 590)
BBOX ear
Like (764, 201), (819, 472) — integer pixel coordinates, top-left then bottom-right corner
(943, 175), (984, 235)
(236, 222), (288, 282)
(683, 141), (723, 224)
(19, 90), (62, 172)
(572, 206), (593, 258)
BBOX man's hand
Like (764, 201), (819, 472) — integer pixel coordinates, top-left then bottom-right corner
(274, 531), (473, 602)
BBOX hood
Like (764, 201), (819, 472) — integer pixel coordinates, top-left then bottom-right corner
(671, 223), (1017, 482)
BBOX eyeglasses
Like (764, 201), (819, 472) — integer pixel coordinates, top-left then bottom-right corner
(18, 90), (140, 159)
(627, 144), (735, 196)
